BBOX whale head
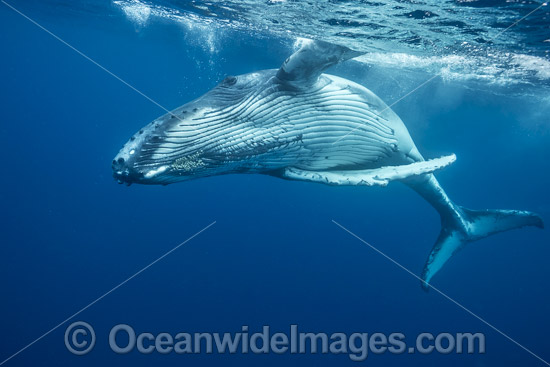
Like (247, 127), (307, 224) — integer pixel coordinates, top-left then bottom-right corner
(112, 74), (268, 185)
(112, 106), (217, 185)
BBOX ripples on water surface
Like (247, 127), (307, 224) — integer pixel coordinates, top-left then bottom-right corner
(109, 0), (549, 87)
(37, 0), (550, 90)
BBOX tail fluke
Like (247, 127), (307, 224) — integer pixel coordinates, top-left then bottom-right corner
(420, 206), (544, 290)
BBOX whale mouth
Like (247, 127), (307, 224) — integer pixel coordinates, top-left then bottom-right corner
(112, 124), (175, 185)
(112, 157), (141, 185)
(112, 153), (179, 185)
(112, 170), (135, 186)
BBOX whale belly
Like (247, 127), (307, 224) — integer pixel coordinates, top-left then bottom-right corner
(264, 74), (418, 171)
(148, 71), (420, 177)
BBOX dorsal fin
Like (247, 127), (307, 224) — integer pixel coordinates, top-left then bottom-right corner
(276, 39), (364, 89)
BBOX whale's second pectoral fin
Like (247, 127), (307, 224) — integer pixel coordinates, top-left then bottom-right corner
(276, 39), (364, 89)
(283, 154), (456, 186)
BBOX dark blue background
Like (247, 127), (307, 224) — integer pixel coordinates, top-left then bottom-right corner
(1, 1), (549, 366)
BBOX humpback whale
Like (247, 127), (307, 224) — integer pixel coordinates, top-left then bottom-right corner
(112, 40), (543, 289)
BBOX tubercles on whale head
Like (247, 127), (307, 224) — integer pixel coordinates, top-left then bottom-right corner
(112, 105), (224, 185)
(112, 74), (266, 186)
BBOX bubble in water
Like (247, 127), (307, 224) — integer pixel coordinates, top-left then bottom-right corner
(114, 0), (151, 27)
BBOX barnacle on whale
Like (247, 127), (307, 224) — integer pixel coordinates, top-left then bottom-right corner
(171, 151), (205, 172)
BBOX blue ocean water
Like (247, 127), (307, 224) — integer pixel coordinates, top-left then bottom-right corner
(0, 0), (549, 366)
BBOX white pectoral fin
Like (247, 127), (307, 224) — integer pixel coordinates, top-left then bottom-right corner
(276, 40), (364, 89)
(283, 154), (456, 186)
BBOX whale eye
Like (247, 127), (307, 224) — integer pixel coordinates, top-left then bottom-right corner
(222, 75), (237, 86)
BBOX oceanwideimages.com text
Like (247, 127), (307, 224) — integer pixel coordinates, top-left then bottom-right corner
(65, 322), (486, 360)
